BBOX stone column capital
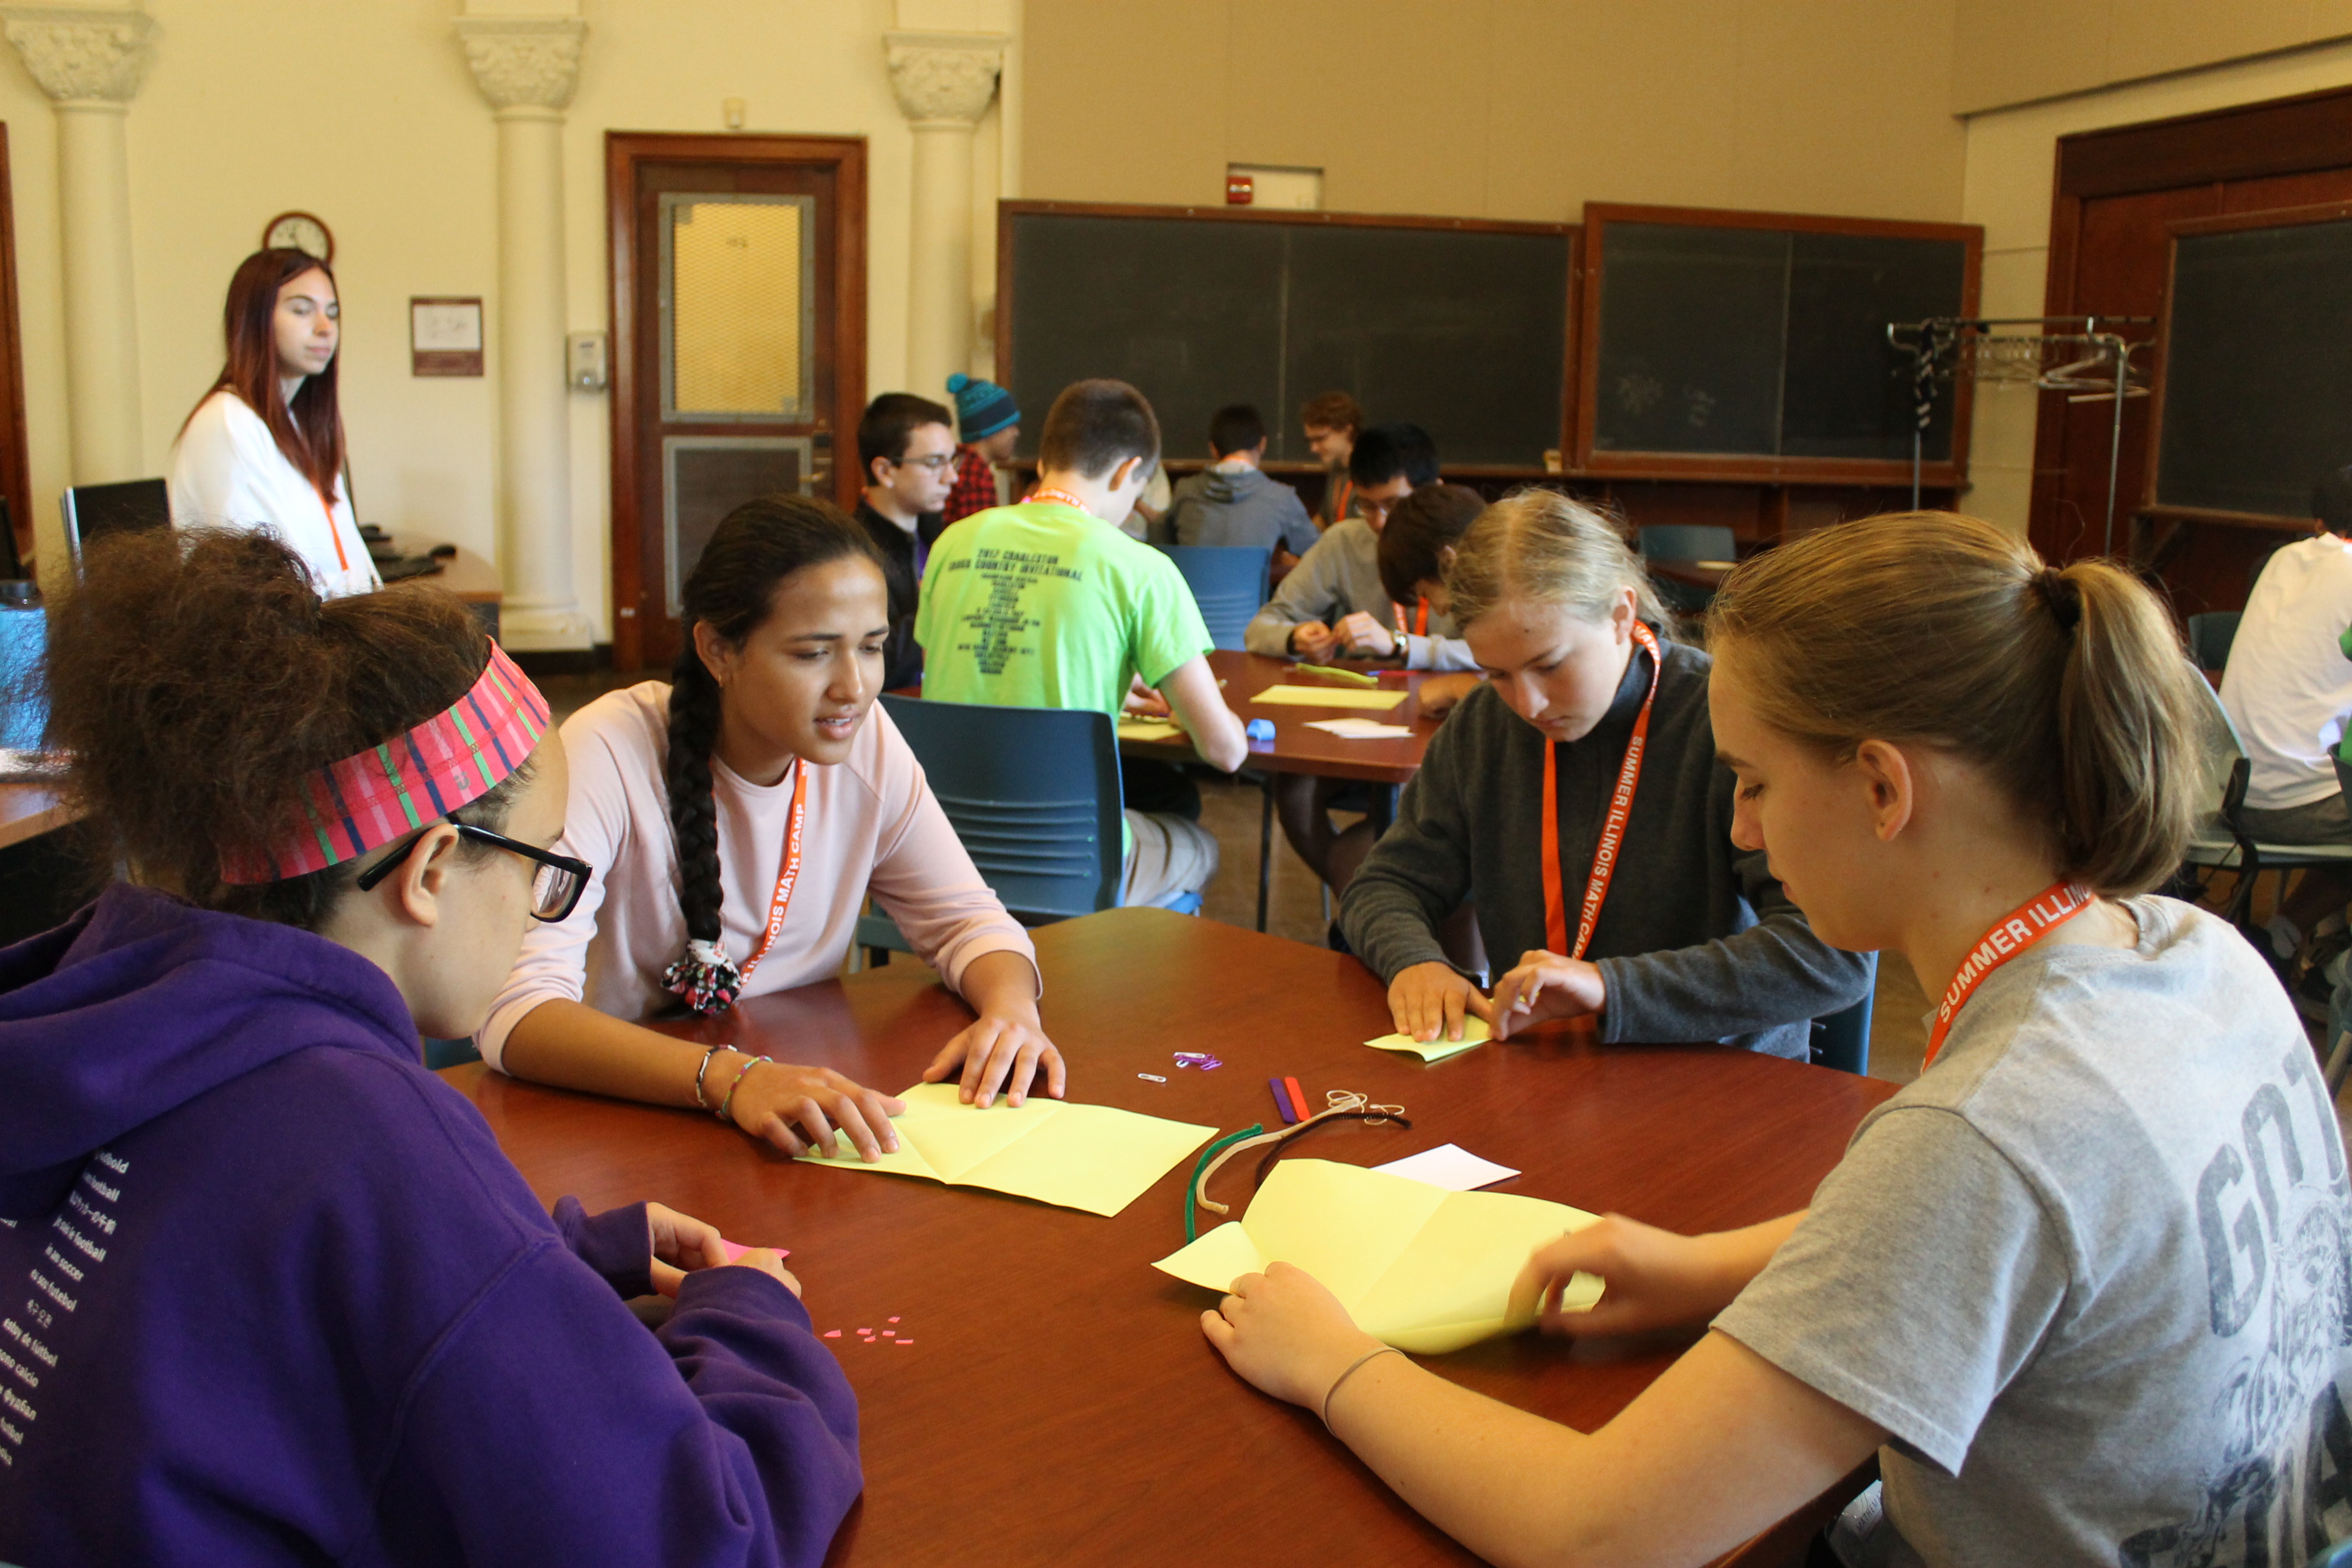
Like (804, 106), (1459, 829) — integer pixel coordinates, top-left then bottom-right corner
(0, 5), (155, 105)
(883, 29), (1003, 128)
(456, 14), (585, 113)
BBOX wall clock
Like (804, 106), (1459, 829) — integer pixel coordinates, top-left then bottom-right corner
(263, 210), (333, 265)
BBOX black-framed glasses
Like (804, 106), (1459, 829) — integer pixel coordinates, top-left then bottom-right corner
(892, 453), (955, 471)
(355, 819), (592, 922)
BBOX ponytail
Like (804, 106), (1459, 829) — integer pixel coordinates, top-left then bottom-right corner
(1707, 513), (2201, 895)
(659, 494), (884, 1013)
(1444, 489), (1675, 636)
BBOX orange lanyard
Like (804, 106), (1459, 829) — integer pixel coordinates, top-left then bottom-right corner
(1031, 486), (1090, 514)
(1541, 623), (1662, 960)
(1923, 880), (2095, 1068)
(315, 487), (351, 572)
(1331, 477), (1353, 522)
(738, 761), (809, 983)
(1389, 598), (1431, 640)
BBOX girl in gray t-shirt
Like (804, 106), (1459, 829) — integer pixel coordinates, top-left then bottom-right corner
(1195, 510), (2351, 1567)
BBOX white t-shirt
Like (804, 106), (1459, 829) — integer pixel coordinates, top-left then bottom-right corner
(2219, 533), (2352, 810)
(168, 389), (379, 600)
(1717, 897), (2352, 1566)
(475, 683), (1036, 1069)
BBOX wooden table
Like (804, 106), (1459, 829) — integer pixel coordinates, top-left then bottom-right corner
(385, 535), (503, 639)
(446, 908), (1894, 1567)
(1124, 648), (1444, 929)
(0, 780), (70, 853)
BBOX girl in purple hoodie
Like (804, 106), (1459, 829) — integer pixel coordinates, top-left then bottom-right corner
(0, 529), (862, 1566)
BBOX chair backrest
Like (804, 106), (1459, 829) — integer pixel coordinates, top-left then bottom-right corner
(2186, 660), (2252, 829)
(1160, 544), (1271, 651)
(2184, 609), (2242, 672)
(1636, 524), (1735, 563)
(62, 478), (171, 569)
(878, 694), (1123, 920)
(0, 587), (45, 751)
(1809, 952), (1877, 1075)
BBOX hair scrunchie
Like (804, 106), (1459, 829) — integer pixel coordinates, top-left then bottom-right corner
(2035, 568), (2082, 635)
(663, 937), (743, 1015)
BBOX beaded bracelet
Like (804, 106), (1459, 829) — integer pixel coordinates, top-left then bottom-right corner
(714, 1053), (772, 1123)
(690, 1045), (725, 1111)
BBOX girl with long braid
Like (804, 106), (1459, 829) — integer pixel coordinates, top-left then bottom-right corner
(480, 496), (1058, 1160)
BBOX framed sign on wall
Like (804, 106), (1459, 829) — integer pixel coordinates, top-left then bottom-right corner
(410, 297), (484, 377)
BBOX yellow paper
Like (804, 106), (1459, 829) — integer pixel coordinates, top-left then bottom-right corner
(1365, 1015), (1490, 1063)
(796, 1083), (1215, 1217)
(1117, 719), (1185, 742)
(1153, 1159), (1604, 1352)
(1249, 685), (1409, 711)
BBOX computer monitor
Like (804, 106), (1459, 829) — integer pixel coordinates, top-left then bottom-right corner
(62, 477), (171, 568)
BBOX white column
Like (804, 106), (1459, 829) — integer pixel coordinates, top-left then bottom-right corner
(459, 13), (592, 651)
(885, 31), (1003, 400)
(1, 4), (154, 484)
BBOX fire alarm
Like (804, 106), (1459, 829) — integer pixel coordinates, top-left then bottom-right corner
(1225, 172), (1254, 206)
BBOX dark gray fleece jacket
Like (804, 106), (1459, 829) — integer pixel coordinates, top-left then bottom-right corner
(1337, 633), (1872, 1058)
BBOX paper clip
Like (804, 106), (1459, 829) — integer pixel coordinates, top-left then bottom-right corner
(1173, 1052), (1222, 1070)
(1138, 1072), (1168, 1083)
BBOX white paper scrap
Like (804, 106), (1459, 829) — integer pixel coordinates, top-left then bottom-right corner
(1304, 717), (1415, 738)
(1371, 1143), (1522, 1191)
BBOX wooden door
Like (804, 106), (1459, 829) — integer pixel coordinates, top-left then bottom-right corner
(2036, 86), (2352, 614)
(0, 126), (32, 578)
(607, 134), (865, 669)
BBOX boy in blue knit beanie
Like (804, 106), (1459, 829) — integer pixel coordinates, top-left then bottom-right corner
(944, 373), (1021, 525)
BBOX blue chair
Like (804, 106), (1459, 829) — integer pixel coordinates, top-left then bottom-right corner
(422, 1037), (481, 1070)
(0, 584), (46, 751)
(2309, 1541), (2352, 1568)
(1160, 545), (1271, 651)
(1636, 524), (1736, 564)
(857, 695), (1131, 959)
(2185, 609), (2240, 673)
(1809, 953), (1877, 1075)
(2183, 664), (2352, 941)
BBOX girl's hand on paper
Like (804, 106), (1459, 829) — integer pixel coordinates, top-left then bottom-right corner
(1121, 673), (1171, 718)
(645, 1204), (799, 1298)
(1387, 961), (1494, 1043)
(924, 1012), (1066, 1108)
(1413, 672), (1483, 718)
(731, 1061), (905, 1162)
(1511, 1214), (1734, 1338)
(1488, 950), (1607, 1039)
(1201, 1261), (1384, 1409)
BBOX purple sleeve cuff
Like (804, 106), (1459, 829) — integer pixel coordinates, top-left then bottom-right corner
(552, 1196), (655, 1299)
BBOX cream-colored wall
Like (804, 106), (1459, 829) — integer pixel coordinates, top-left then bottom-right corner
(1023, 0), (1968, 225)
(1954, 0), (2352, 116)
(5, 0), (1015, 643)
(1958, 39), (2352, 533)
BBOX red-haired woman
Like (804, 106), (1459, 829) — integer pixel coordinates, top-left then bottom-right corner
(168, 249), (379, 598)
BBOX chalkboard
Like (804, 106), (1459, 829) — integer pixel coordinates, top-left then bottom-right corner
(2155, 211), (2352, 519)
(1000, 205), (1570, 469)
(1583, 211), (1974, 469)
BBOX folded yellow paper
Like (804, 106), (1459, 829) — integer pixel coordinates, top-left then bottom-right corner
(796, 1083), (1216, 1217)
(1116, 719), (1185, 741)
(1366, 1015), (1490, 1063)
(1153, 1158), (1604, 1353)
(1249, 685), (1409, 711)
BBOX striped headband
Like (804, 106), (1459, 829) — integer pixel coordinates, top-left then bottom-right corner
(221, 641), (552, 884)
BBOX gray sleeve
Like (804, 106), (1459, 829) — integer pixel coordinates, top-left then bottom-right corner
(1244, 534), (1347, 656)
(1714, 1107), (2071, 1476)
(1336, 727), (1477, 983)
(1402, 634), (1478, 673)
(1591, 775), (1874, 1044)
(1277, 491), (1319, 556)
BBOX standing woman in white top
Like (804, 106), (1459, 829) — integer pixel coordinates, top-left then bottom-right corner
(169, 249), (379, 598)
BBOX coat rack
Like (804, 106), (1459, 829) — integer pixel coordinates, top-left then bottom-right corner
(1888, 316), (2151, 556)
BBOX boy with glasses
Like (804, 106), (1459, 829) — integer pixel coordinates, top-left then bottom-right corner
(855, 392), (957, 688)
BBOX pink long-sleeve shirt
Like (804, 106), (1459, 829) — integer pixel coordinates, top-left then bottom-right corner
(476, 683), (1036, 1069)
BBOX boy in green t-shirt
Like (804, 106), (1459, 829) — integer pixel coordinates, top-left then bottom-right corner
(916, 379), (1246, 907)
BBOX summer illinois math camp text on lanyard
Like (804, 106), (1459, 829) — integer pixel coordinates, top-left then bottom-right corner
(1540, 622), (1662, 961)
(742, 760), (810, 984)
(1924, 880), (2094, 1068)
